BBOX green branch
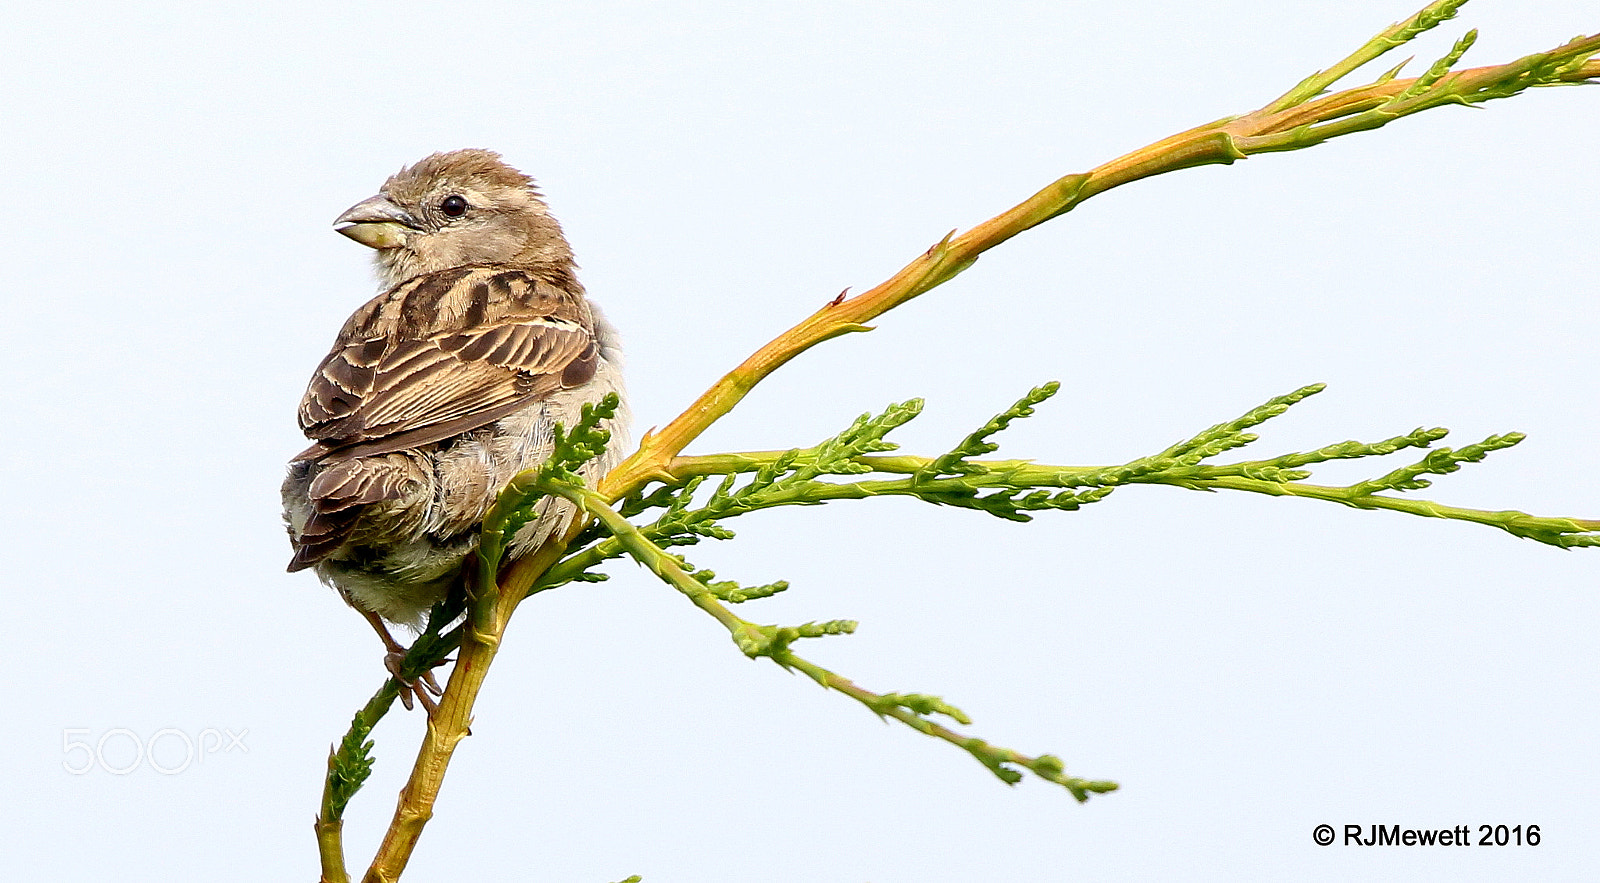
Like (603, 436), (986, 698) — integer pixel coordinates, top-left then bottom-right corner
(1264, 0), (1470, 112)
(539, 477), (1118, 801)
(623, 384), (1597, 549)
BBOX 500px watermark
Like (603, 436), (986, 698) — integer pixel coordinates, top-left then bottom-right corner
(62, 727), (248, 775)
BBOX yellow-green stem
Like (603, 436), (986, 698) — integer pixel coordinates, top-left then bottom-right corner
(596, 53), (1600, 503)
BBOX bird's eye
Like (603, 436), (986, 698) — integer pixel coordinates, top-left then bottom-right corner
(440, 195), (469, 217)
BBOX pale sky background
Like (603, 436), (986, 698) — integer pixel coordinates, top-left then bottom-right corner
(3, 1), (1597, 880)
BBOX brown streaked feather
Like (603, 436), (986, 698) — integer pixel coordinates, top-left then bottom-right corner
(560, 344), (599, 387)
(308, 457), (417, 512)
(295, 267), (596, 462)
(287, 525), (347, 572)
(290, 451), (430, 571)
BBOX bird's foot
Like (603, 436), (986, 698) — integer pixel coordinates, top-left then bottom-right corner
(384, 648), (448, 715)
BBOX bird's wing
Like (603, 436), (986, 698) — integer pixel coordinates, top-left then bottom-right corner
(295, 268), (598, 462)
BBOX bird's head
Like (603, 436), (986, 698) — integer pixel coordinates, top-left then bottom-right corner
(334, 149), (574, 286)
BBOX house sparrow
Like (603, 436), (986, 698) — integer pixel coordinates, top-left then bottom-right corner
(283, 149), (629, 706)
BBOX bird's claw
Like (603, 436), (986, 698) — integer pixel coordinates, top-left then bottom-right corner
(384, 649), (449, 715)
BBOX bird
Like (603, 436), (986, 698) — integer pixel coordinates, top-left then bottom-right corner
(282, 149), (630, 708)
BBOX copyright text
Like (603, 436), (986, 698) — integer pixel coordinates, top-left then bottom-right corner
(1312, 824), (1540, 847)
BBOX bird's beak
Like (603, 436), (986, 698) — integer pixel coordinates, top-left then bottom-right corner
(334, 194), (420, 250)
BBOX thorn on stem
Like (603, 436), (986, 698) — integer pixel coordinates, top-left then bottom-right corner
(829, 288), (850, 307)
(924, 230), (958, 257)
